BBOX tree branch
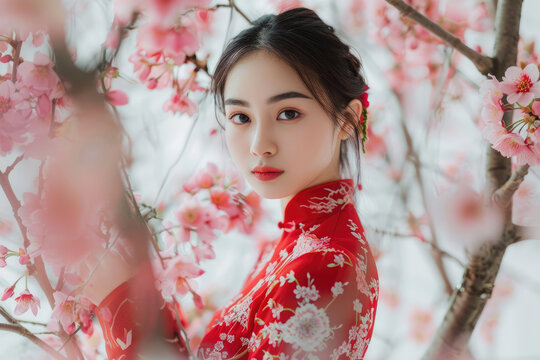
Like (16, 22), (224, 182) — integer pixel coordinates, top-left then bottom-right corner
(0, 307), (68, 360)
(514, 224), (540, 243)
(492, 164), (529, 208)
(384, 0), (494, 75)
(422, 1), (524, 358)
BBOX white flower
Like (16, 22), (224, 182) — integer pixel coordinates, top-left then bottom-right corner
(293, 284), (320, 304)
(281, 303), (331, 352)
(279, 249), (288, 259)
(353, 299), (363, 313)
(331, 281), (348, 297)
(333, 254), (345, 267)
(272, 303), (284, 319)
(214, 341), (224, 351)
(280, 270), (296, 286)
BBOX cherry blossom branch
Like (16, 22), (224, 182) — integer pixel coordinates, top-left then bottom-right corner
(10, 39), (21, 82)
(384, 0), (494, 75)
(491, 164), (530, 207)
(0, 306), (68, 360)
(0, 170), (56, 307)
(423, 1), (524, 358)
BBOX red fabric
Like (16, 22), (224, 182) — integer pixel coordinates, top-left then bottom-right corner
(95, 179), (379, 359)
(94, 261), (189, 359)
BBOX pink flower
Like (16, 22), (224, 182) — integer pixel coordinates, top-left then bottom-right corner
(47, 292), (96, 335)
(14, 290), (41, 316)
(18, 248), (30, 265)
(499, 64), (540, 105)
(0, 245), (8, 267)
(137, 20), (199, 57)
(492, 131), (540, 166)
(209, 188), (232, 210)
(105, 89), (129, 106)
(158, 254), (204, 298)
(16, 53), (60, 97)
(0, 80), (33, 155)
(163, 92), (198, 115)
(1, 284), (15, 301)
(532, 101), (540, 117)
(48, 291), (77, 334)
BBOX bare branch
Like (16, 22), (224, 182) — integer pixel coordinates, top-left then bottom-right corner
(384, 0), (494, 75)
(514, 224), (540, 243)
(0, 307), (68, 360)
(492, 164), (530, 208)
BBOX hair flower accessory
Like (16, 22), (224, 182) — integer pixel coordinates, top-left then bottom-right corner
(358, 85), (370, 153)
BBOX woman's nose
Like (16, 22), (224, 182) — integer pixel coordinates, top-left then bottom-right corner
(250, 120), (277, 157)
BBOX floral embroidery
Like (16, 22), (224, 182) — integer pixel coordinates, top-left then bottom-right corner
(299, 182), (354, 214)
(94, 179), (379, 360)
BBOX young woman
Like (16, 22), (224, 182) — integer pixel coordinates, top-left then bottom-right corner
(92, 7), (379, 360)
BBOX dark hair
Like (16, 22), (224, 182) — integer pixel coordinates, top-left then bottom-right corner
(211, 7), (368, 187)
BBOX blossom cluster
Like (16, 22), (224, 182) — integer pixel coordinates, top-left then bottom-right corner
(479, 63), (540, 166)
(363, 0), (490, 89)
(108, 0), (214, 115)
(0, 49), (64, 156)
(151, 162), (263, 305)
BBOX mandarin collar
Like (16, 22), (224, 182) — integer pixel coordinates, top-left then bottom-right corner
(278, 178), (356, 231)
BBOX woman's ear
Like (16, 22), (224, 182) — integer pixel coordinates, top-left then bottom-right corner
(338, 98), (363, 141)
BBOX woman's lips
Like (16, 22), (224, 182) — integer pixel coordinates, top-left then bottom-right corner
(252, 171), (284, 181)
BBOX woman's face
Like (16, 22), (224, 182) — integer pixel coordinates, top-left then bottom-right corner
(223, 50), (349, 207)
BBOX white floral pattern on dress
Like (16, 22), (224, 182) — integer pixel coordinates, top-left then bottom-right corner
(94, 179), (378, 360)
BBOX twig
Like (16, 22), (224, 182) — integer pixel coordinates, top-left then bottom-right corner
(3, 155), (24, 175)
(514, 224), (540, 243)
(384, 0), (494, 75)
(0, 307), (69, 360)
(492, 164), (530, 208)
(215, 0), (252, 24)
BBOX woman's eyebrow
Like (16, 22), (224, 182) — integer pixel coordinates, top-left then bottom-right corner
(224, 91), (312, 107)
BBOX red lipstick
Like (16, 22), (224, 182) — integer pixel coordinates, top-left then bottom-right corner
(251, 166), (284, 181)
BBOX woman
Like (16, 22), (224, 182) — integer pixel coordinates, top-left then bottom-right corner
(92, 7), (379, 360)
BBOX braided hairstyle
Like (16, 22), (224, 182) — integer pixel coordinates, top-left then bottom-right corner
(211, 7), (369, 187)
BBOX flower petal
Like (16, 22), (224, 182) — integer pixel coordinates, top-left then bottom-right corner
(524, 63), (540, 82)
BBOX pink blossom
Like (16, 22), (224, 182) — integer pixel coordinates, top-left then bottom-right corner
(209, 188), (232, 210)
(158, 254), (204, 298)
(145, 0), (212, 26)
(18, 248), (30, 265)
(0, 80), (33, 154)
(137, 20), (199, 57)
(48, 291), (77, 334)
(437, 183), (504, 251)
(47, 291), (96, 335)
(492, 131), (540, 166)
(176, 196), (205, 229)
(163, 92), (198, 115)
(194, 171), (214, 189)
(16, 53), (60, 96)
(531, 101), (540, 117)
(182, 177), (201, 193)
(0, 245), (7, 267)
(192, 242), (215, 262)
(1, 284), (15, 301)
(499, 64), (540, 105)
(105, 89), (129, 106)
(14, 290), (41, 316)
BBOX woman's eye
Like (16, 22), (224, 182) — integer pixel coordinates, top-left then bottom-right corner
(229, 113), (250, 125)
(278, 109), (300, 120)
